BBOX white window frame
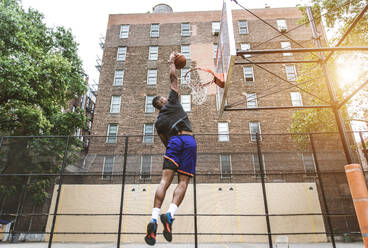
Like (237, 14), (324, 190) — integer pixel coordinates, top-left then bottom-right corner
(181, 95), (191, 112)
(117, 47), (127, 61)
(277, 19), (288, 32)
(238, 20), (249, 34)
(181, 68), (190, 84)
(140, 155), (152, 179)
(113, 70), (124, 86)
(120, 25), (130, 38)
(240, 43), (251, 58)
(302, 153), (316, 173)
(106, 124), (118, 143)
(281, 41), (292, 56)
(246, 93), (258, 108)
(102, 156), (114, 180)
(249, 121), (261, 142)
(145, 96), (155, 113)
(290, 92), (303, 106)
(213, 43), (218, 59)
(243, 66), (255, 82)
(212, 21), (220, 35)
(110, 96), (121, 113)
(147, 69), (157, 85)
(252, 153), (266, 177)
(150, 24), (160, 38)
(218, 122), (229, 142)
(181, 23), (190, 36)
(149, 46), (158, 60)
(285, 65), (297, 81)
(181, 45), (190, 60)
(143, 123), (154, 143)
(220, 154), (232, 178)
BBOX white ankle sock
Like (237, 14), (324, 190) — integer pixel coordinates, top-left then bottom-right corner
(151, 208), (160, 221)
(168, 203), (178, 218)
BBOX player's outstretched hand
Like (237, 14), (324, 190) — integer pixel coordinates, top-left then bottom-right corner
(168, 52), (178, 64)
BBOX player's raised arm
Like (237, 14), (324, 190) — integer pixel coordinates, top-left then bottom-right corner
(168, 52), (179, 93)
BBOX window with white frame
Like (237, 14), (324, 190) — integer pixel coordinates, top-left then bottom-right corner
(141, 155), (152, 179)
(240, 43), (251, 58)
(249, 121), (261, 142)
(181, 45), (190, 60)
(110, 96), (121, 113)
(117, 47), (127, 61)
(238, 20), (248, 34)
(143, 123), (154, 143)
(145, 96), (155, 113)
(147, 69), (157, 85)
(281, 41), (292, 56)
(181, 68), (190, 84)
(303, 153), (316, 173)
(212, 21), (220, 35)
(106, 124), (118, 143)
(277, 19), (287, 32)
(246, 93), (258, 108)
(252, 153), (266, 177)
(113, 70), (124, 86)
(181, 23), (190, 36)
(102, 156), (114, 180)
(213, 43), (218, 59)
(218, 122), (229, 142)
(220, 154), (232, 178)
(290, 92), (303, 106)
(150, 24), (160, 37)
(285, 65), (297, 81)
(181, 95), (191, 112)
(120, 25), (129, 38)
(243, 66), (255, 82)
(149, 46), (158, 60)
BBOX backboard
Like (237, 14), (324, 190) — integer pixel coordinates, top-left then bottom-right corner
(216, 0), (237, 118)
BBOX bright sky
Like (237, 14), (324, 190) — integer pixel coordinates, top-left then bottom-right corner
(22, 0), (309, 89)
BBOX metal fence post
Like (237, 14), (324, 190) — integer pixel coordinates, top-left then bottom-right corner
(117, 136), (129, 248)
(309, 134), (336, 248)
(256, 133), (273, 248)
(193, 172), (198, 248)
(48, 136), (70, 248)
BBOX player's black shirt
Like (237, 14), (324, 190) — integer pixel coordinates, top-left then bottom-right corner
(155, 90), (192, 138)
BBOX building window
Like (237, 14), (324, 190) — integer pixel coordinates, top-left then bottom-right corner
(238, 20), (248, 34)
(252, 153), (266, 177)
(117, 47), (127, 61)
(218, 122), (229, 142)
(243, 66), (255, 82)
(213, 43), (218, 59)
(143, 123), (154, 143)
(145, 96), (155, 113)
(246, 93), (258, 108)
(149, 46), (158, 60)
(106, 124), (118, 143)
(150, 24), (160, 38)
(240, 43), (251, 58)
(277, 19), (287, 32)
(141, 155), (152, 179)
(181, 95), (191, 112)
(212, 21), (220, 35)
(181, 45), (190, 60)
(147, 69), (157, 85)
(181, 23), (190, 36)
(113, 70), (124, 86)
(220, 154), (232, 178)
(249, 121), (261, 142)
(181, 68), (190, 84)
(120, 25), (129, 38)
(102, 156), (114, 180)
(303, 153), (316, 173)
(286, 65), (297, 81)
(281, 41), (292, 56)
(290, 92), (303, 106)
(110, 96), (121, 113)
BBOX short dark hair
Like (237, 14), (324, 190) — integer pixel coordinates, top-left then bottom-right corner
(152, 96), (162, 109)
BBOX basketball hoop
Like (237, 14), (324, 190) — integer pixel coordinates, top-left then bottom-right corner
(183, 68), (224, 105)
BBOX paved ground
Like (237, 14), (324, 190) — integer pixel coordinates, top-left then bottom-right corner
(0, 242), (364, 248)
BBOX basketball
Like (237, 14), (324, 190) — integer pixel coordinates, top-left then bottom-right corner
(174, 54), (186, 69)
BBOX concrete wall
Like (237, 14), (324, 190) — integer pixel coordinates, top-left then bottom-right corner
(46, 183), (327, 243)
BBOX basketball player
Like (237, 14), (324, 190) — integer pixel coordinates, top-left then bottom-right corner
(144, 52), (197, 245)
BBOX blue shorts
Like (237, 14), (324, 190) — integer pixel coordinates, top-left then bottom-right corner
(163, 135), (197, 177)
